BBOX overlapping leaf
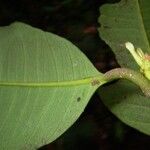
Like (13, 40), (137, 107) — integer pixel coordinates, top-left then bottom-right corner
(98, 0), (150, 134)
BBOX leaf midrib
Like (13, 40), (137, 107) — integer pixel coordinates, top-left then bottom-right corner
(0, 75), (106, 87)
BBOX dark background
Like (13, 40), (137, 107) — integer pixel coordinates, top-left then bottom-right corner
(0, 0), (150, 149)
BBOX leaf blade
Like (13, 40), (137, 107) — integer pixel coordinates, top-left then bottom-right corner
(98, 0), (150, 69)
(98, 80), (150, 135)
(0, 22), (102, 82)
(0, 22), (105, 149)
(98, 0), (150, 135)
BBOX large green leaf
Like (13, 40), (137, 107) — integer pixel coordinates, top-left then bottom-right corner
(98, 0), (150, 134)
(0, 22), (106, 149)
(99, 0), (150, 69)
(99, 80), (150, 135)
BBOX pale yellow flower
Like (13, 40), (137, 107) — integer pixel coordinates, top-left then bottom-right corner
(125, 42), (150, 80)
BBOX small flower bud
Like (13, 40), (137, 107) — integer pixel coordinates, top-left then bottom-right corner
(125, 42), (150, 80)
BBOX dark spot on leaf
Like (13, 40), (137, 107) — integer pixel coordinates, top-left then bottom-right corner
(91, 80), (100, 86)
(77, 97), (81, 102)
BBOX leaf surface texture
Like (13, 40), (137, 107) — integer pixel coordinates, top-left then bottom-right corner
(98, 0), (150, 135)
(0, 22), (105, 149)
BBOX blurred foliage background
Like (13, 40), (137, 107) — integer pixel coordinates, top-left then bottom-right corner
(0, 0), (150, 149)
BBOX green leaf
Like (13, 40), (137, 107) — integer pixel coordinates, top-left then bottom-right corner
(98, 0), (150, 69)
(0, 22), (106, 149)
(99, 80), (150, 135)
(98, 0), (150, 134)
